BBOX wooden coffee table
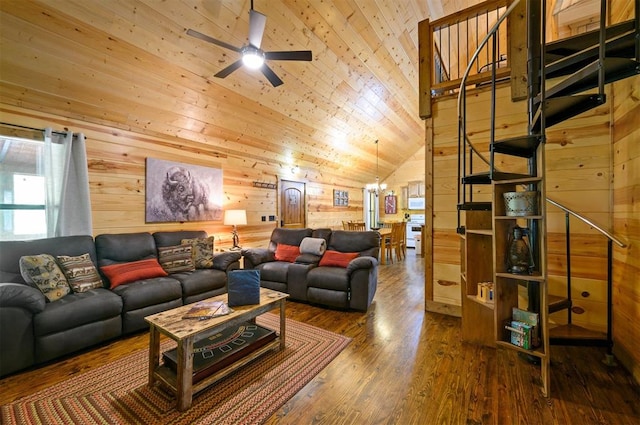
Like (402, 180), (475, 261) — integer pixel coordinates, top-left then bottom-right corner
(145, 287), (289, 411)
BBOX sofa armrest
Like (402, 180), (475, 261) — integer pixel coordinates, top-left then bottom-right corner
(241, 248), (274, 269)
(295, 253), (322, 265)
(212, 251), (242, 271)
(346, 256), (378, 274)
(0, 283), (46, 313)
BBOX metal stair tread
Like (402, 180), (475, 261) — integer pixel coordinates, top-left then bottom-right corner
(457, 202), (492, 211)
(545, 19), (636, 59)
(549, 324), (609, 347)
(548, 295), (571, 314)
(546, 28), (637, 78)
(462, 171), (532, 185)
(532, 94), (606, 131)
(537, 58), (640, 102)
(493, 135), (542, 158)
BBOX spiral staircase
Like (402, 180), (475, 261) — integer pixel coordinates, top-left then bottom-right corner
(456, 0), (638, 395)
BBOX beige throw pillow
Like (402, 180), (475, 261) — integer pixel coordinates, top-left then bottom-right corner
(19, 254), (70, 302)
(181, 236), (215, 269)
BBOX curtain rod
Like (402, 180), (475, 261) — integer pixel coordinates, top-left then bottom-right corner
(0, 122), (69, 136)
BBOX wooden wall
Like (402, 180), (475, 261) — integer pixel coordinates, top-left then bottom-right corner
(604, 0), (639, 383)
(428, 81), (619, 330)
(380, 145), (427, 223)
(611, 72), (640, 383)
(0, 105), (366, 250)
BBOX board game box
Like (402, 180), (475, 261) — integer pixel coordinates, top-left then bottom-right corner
(163, 322), (276, 383)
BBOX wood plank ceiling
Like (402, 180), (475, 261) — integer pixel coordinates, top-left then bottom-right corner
(0, 0), (432, 184)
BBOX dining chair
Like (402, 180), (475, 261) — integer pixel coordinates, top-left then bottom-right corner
(388, 222), (405, 262)
(349, 222), (366, 231)
(397, 221), (407, 260)
(381, 222), (401, 264)
(393, 221), (406, 261)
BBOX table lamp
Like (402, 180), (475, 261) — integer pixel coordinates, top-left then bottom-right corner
(224, 209), (247, 251)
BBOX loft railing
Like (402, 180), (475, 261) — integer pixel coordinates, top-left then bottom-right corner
(434, 43), (450, 87)
(430, 0), (510, 96)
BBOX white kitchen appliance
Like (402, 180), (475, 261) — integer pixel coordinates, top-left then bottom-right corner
(408, 197), (425, 210)
(406, 214), (425, 248)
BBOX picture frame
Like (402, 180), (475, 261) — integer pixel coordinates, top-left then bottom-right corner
(145, 158), (223, 223)
(384, 195), (397, 214)
(333, 190), (349, 207)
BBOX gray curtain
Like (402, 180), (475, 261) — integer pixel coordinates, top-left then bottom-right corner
(44, 128), (92, 236)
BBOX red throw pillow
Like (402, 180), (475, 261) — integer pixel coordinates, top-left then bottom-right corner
(274, 244), (300, 262)
(100, 258), (168, 289)
(319, 250), (359, 268)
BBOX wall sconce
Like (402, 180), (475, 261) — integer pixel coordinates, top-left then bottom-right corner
(223, 209), (247, 251)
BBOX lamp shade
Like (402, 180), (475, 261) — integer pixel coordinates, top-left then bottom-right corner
(223, 209), (247, 226)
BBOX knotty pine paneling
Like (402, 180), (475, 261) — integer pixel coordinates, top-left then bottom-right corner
(0, 105), (364, 248)
(0, 0), (429, 189)
(611, 73), (640, 384)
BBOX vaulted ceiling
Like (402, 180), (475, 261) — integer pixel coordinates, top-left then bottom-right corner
(0, 0), (444, 183)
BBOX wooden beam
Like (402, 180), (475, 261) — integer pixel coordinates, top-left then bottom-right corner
(509, 0), (528, 101)
(418, 19), (432, 119)
(424, 116), (434, 306)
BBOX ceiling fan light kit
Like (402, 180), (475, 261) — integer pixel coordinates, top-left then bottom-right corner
(242, 47), (265, 69)
(187, 2), (312, 87)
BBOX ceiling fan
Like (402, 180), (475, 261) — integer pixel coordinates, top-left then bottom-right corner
(186, 1), (312, 87)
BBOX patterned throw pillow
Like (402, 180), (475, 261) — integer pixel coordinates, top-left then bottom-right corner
(181, 237), (215, 269)
(274, 244), (300, 263)
(19, 254), (71, 302)
(100, 258), (168, 289)
(158, 244), (195, 273)
(56, 253), (103, 293)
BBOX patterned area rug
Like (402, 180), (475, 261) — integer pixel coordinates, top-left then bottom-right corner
(1, 314), (350, 425)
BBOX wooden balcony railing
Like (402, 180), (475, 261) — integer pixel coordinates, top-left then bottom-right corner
(429, 0), (510, 97)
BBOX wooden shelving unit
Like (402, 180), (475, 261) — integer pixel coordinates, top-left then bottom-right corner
(492, 174), (549, 397)
(460, 210), (495, 347)
(460, 171), (550, 396)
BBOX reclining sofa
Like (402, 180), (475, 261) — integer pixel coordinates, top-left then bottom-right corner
(242, 228), (380, 311)
(0, 230), (240, 377)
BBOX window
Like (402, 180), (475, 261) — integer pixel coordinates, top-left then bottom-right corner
(0, 135), (47, 240)
(1, 126), (92, 240)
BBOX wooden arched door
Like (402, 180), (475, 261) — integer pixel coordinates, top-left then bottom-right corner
(280, 180), (306, 228)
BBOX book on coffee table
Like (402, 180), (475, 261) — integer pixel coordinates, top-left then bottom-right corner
(162, 321), (276, 384)
(182, 300), (232, 320)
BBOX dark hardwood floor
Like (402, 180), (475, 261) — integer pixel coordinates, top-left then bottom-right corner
(1, 250), (639, 424)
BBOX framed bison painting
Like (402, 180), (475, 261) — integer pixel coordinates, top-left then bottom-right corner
(145, 158), (223, 223)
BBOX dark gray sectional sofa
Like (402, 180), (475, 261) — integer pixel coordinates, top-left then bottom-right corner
(0, 230), (240, 377)
(242, 228), (380, 312)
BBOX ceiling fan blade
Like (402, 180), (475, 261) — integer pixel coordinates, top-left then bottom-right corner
(186, 28), (242, 53)
(214, 59), (244, 78)
(261, 63), (284, 87)
(264, 50), (313, 61)
(248, 9), (267, 48)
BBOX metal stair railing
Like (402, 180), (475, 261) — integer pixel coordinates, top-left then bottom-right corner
(456, 0), (521, 233)
(546, 198), (627, 361)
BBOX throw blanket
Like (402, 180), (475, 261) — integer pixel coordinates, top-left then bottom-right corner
(299, 237), (327, 256)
